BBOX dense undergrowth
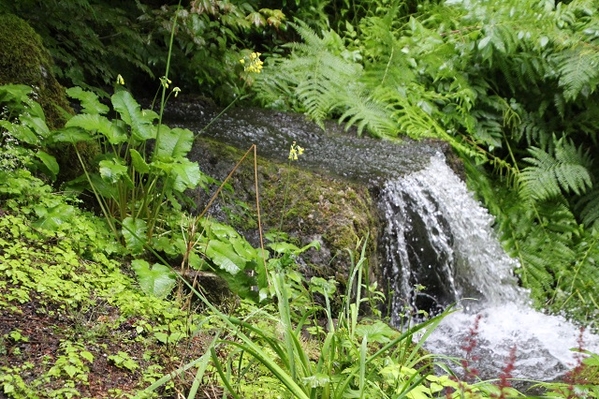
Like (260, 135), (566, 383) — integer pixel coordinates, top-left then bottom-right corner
(3, 0), (599, 397)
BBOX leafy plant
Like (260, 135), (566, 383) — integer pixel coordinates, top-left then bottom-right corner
(50, 86), (204, 251)
(0, 84), (59, 180)
(2, 0), (156, 93)
(108, 351), (140, 372)
(206, 238), (459, 399)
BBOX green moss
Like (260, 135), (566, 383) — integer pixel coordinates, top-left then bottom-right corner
(0, 13), (72, 129)
(190, 138), (379, 294)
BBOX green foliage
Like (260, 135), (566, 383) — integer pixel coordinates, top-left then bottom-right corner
(132, 260), (178, 299)
(108, 351), (140, 372)
(207, 239), (458, 399)
(519, 137), (593, 202)
(148, 2), (285, 103)
(52, 86), (204, 250)
(2, 0), (287, 103)
(2, 0), (154, 93)
(0, 85), (59, 180)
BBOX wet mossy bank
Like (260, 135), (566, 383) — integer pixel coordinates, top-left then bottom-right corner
(187, 138), (380, 294)
(0, 13), (71, 129)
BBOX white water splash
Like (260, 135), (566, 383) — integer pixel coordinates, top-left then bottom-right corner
(380, 153), (599, 381)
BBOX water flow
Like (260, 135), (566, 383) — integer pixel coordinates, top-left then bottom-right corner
(380, 153), (599, 381)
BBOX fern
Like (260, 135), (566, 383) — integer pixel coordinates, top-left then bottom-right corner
(519, 137), (592, 201)
(553, 48), (599, 101)
(338, 90), (397, 137)
(576, 188), (599, 228)
(497, 193), (580, 309)
(256, 21), (364, 127)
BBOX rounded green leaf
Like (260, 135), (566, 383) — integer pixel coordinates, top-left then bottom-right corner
(122, 217), (147, 254)
(131, 259), (176, 298)
(99, 159), (128, 184)
(129, 149), (150, 174)
(155, 127), (194, 159)
(49, 126), (96, 144)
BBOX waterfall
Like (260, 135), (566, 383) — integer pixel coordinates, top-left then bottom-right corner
(169, 101), (599, 382)
(379, 153), (599, 381)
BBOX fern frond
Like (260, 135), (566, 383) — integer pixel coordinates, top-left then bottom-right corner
(338, 92), (397, 137)
(256, 21), (365, 127)
(519, 138), (592, 201)
(576, 188), (599, 227)
(556, 228), (599, 317)
(500, 199), (579, 308)
(553, 48), (599, 101)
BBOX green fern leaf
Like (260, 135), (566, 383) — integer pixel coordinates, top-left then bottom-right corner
(519, 138), (592, 201)
(554, 48), (599, 101)
(338, 91), (397, 137)
(576, 188), (599, 227)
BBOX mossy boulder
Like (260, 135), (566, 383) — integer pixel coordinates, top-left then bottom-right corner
(188, 138), (380, 299)
(0, 13), (72, 129)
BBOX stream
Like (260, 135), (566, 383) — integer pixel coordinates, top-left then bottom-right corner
(165, 102), (599, 383)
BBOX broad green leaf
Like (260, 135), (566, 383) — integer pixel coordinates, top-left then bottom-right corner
(35, 150), (59, 179)
(205, 240), (244, 275)
(0, 84), (32, 104)
(66, 86), (109, 115)
(200, 219), (239, 240)
(155, 127), (194, 159)
(49, 126), (96, 144)
(354, 320), (397, 343)
(111, 91), (157, 141)
(21, 114), (50, 138)
(99, 159), (129, 184)
(80, 350), (94, 363)
(170, 159), (201, 191)
(86, 173), (119, 199)
(231, 236), (260, 261)
(122, 217), (147, 254)
(129, 149), (150, 174)
(131, 259), (177, 298)
(478, 36), (491, 50)
(268, 241), (301, 254)
(1, 122), (38, 145)
(63, 364), (79, 378)
(310, 277), (337, 296)
(154, 331), (187, 344)
(66, 114), (121, 143)
(33, 204), (76, 230)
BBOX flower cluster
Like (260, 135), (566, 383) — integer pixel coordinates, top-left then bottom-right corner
(288, 141), (304, 161)
(240, 52), (263, 74)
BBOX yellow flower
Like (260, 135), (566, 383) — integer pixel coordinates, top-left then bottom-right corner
(173, 87), (181, 98)
(288, 141), (305, 161)
(116, 74), (125, 85)
(241, 52), (263, 74)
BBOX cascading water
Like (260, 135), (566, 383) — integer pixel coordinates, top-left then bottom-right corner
(379, 154), (525, 322)
(381, 153), (599, 381)
(166, 102), (599, 382)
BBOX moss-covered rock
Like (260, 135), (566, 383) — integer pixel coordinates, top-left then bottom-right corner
(0, 13), (72, 129)
(188, 138), (380, 301)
